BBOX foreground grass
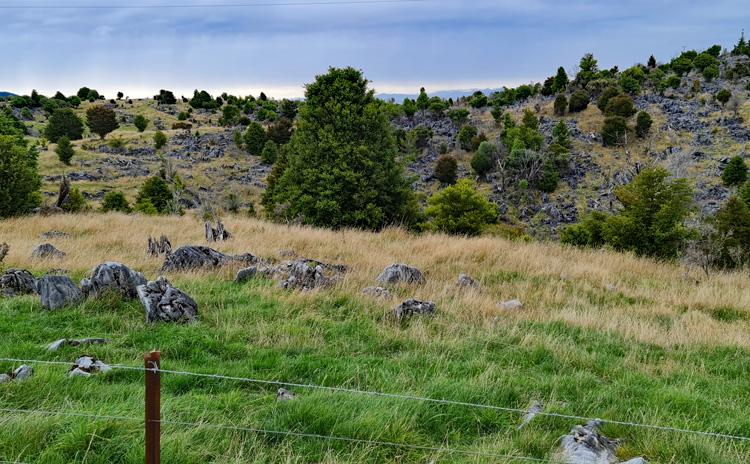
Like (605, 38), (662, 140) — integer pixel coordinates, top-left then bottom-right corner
(1, 213), (750, 462)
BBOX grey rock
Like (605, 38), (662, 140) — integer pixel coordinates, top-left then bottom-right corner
(205, 219), (231, 242)
(39, 230), (70, 240)
(235, 266), (257, 283)
(147, 235), (172, 256)
(557, 420), (646, 464)
(162, 246), (256, 271)
(68, 355), (111, 377)
(12, 364), (33, 381)
(137, 276), (198, 323)
(0, 374), (10, 383)
(80, 262), (147, 299)
(36, 275), (83, 310)
(46, 338), (108, 351)
(279, 260), (331, 291)
(31, 243), (66, 259)
(394, 299), (436, 322)
(457, 273), (478, 288)
(377, 263), (425, 285)
(277, 388), (296, 401)
(499, 299), (523, 311)
(362, 286), (392, 299)
(517, 401), (543, 430)
(0, 269), (37, 297)
(0, 242), (8, 263)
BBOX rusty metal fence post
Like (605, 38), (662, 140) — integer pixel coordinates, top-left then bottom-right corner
(144, 351), (161, 464)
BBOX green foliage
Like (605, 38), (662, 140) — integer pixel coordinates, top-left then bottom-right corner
(457, 125), (478, 151)
(605, 94), (636, 118)
(716, 88), (731, 106)
(576, 53), (599, 86)
(471, 141), (496, 178)
(537, 161), (559, 193)
(133, 114), (148, 132)
(219, 105), (241, 126)
(553, 94), (567, 116)
(134, 197), (158, 215)
(153, 131), (167, 150)
(635, 111), (653, 138)
(260, 140), (278, 165)
(602, 116), (628, 146)
(552, 120), (571, 150)
(0, 135), (41, 217)
(560, 211), (608, 247)
(568, 90), (590, 112)
(553, 66), (569, 92)
(713, 196), (750, 268)
(722, 156), (748, 186)
(665, 74), (682, 89)
(416, 87), (429, 113)
(402, 98), (416, 117)
(739, 180), (750, 208)
(62, 187), (87, 212)
(55, 136), (75, 165)
(448, 108), (470, 126)
(136, 175), (172, 214)
(693, 52), (719, 71)
(424, 179), (497, 235)
(189, 90), (219, 109)
(434, 155), (458, 184)
(266, 118), (294, 146)
(44, 108), (84, 142)
(469, 92), (488, 108)
(618, 75), (641, 95)
(262, 67), (416, 229)
(0, 107), (26, 137)
(177, 111), (188, 121)
(101, 191), (131, 213)
(703, 65), (719, 81)
(670, 55), (693, 76)
(411, 126), (433, 150)
(243, 122), (266, 156)
(706, 44), (722, 57)
(501, 110), (543, 152)
(154, 89), (177, 105)
(86, 105), (119, 139)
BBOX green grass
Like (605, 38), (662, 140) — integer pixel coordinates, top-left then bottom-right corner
(1, 278), (750, 463)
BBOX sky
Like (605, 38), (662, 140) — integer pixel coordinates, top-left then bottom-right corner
(3, 0), (750, 99)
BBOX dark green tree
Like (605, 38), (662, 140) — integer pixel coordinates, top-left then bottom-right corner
(457, 125), (478, 151)
(262, 67), (416, 229)
(713, 196), (750, 268)
(153, 131), (167, 150)
(553, 94), (567, 116)
(86, 105), (119, 139)
(647, 55), (657, 68)
(635, 111), (653, 138)
(0, 135), (42, 217)
(434, 155), (458, 184)
(416, 87), (430, 115)
(424, 179), (497, 235)
(136, 175), (172, 214)
(260, 140), (278, 164)
(722, 156), (748, 186)
(471, 141), (495, 178)
(133, 114), (148, 132)
(101, 191), (131, 213)
(44, 108), (84, 142)
(553, 66), (569, 92)
(568, 90), (590, 112)
(602, 116), (628, 146)
(55, 136), (75, 165)
(604, 94), (636, 117)
(716, 89), (732, 107)
(244, 122), (266, 156)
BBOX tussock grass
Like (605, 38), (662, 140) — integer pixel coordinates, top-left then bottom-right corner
(1, 213), (750, 462)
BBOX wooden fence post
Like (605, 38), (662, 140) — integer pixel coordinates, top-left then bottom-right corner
(144, 351), (161, 464)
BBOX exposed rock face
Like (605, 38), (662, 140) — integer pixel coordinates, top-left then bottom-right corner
(39, 230), (70, 240)
(457, 274), (478, 288)
(394, 299), (436, 322)
(68, 355), (111, 377)
(80, 262), (147, 299)
(147, 235), (172, 256)
(0, 365), (33, 383)
(558, 420), (647, 464)
(46, 338), (108, 351)
(377, 264), (425, 285)
(362, 286), (392, 300)
(0, 242), (8, 263)
(235, 266), (257, 283)
(36, 275), (83, 310)
(499, 299), (523, 311)
(31, 243), (66, 259)
(0, 269), (37, 297)
(278, 259), (331, 291)
(137, 276), (198, 323)
(161, 245), (256, 271)
(205, 219), (231, 242)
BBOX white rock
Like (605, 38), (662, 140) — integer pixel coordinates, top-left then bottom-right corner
(499, 299), (523, 310)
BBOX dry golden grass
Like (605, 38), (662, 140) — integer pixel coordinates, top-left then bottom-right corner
(2, 213), (750, 349)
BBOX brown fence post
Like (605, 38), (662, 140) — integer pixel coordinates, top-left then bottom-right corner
(144, 351), (161, 464)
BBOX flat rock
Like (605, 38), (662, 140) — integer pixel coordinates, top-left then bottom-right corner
(39, 230), (70, 240)
(394, 299), (436, 322)
(161, 245), (256, 271)
(68, 355), (111, 377)
(0, 269), (37, 297)
(377, 263), (425, 285)
(499, 299), (523, 311)
(235, 266), (257, 283)
(36, 275), (83, 310)
(46, 338), (108, 351)
(362, 286), (392, 299)
(137, 276), (198, 323)
(31, 243), (66, 259)
(0, 365), (34, 383)
(80, 262), (147, 299)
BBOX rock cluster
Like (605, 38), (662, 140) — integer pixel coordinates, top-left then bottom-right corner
(137, 276), (198, 323)
(278, 259), (332, 291)
(147, 235), (172, 256)
(393, 299), (436, 322)
(162, 245), (256, 271)
(80, 262), (147, 299)
(0, 365), (33, 383)
(205, 219), (231, 242)
(37, 275), (83, 310)
(362, 286), (392, 300)
(0, 269), (37, 297)
(31, 243), (66, 259)
(558, 420), (647, 464)
(377, 263), (425, 285)
(68, 355), (112, 377)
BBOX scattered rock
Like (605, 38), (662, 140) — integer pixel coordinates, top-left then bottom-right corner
(0, 269), (37, 297)
(0, 374), (9, 383)
(68, 355), (111, 377)
(80, 262), (147, 299)
(0, 242), (8, 263)
(31, 243), (66, 259)
(517, 401), (543, 430)
(235, 266), (258, 283)
(205, 219), (231, 242)
(137, 276), (198, 323)
(147, 235), (172, 256)
(39, 230), (70, 240)
(457, 273), (478, 288)
(362, 286), (392, 300)
(0, 365), (33, 383)
(161, 245), (256, 271)
(558, 420), (647, 464)
(278, 259), (332, 291)
(394, 299), (436, 322)
(377, 263), (425, 285)
(46, 338), (108, 351)
(499, 299), (523, 311)
(605, 284), (617, 292)
(276, 388), (296, 401)
(36, 275), (83, 310)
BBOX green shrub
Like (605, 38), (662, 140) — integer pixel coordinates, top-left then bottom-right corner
(133, 114), (148, 132)
(244, 122), (266, 156)
(470, 132), (488, 152)
(703, 65), (719, 81)
(716, 89), (731, 106)
(260, 140), (278, 164)
(665, 75), (682, 89)
(424, 179), (497, 235)
(136, 176), (172, 214)
(411, 126), (433, 149)
(434, 155), (458, 184)
(738, 180), (750, 207)
(712, 196), (750, 268)
(177, 112), (188, 121)
(471, 141), (495, 177)
(568, 90), (590, 112)
(62, 187), (87, 212)
(602, 116), (628, 146)
(604, 94), (636, 117)
(618, 75), (641, 95)
(560, 211), (608, 247)
(101, 191), (131, 213)
(0, 135), (42, 217)
(722, 156), (748, 186)
(635, 111), (653, 138)
(85, 105), (119, 139)
(55, 136), (75, 165)
(457, 125), (478, 151)
(693, 52), (719, 71)
(135, 197), (158, 215)
(537, 162), (559, 193)
(44, 108), (84, 142)
(153, 131), (167, 150)
(553, 94), (567, 116)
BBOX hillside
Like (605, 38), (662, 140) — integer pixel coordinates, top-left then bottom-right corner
(1, 213), (749, 462)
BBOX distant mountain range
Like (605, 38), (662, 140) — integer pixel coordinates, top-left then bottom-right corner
(0, 91), (17, 98)
(376, 88), (501, 103)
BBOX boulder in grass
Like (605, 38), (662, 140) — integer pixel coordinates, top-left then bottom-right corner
(161, 245), (256, 271)
(278, 260), (330, 291)
(46, 338), (108, 351)
(499, 299), (523, 311)
(558, 420), (648, 464)
(393, 299), (436, 322)
(235, 266), (257, 284)
(0, 269), (37, 297)
(68, 355), (111, 378)
(80, 262), (147, 299)
(36, 275), (83, 310)
(0, 365), (33, 383)
(457, 273), (479, 289)
(276, 388), (296, 401)
(137, 276), (198, 323)
(362, 286), (392, 300)
(377, 263), (425, 285)
(31, 243), (66, 259)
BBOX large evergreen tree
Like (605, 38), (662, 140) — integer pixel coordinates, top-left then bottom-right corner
(0, 135), (41, 217)
(44, 108), (84, 142)
(86, 105), (119, 139)
(263, 67), (416, 229)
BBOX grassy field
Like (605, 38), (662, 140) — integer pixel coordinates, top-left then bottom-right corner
(1, 213), (750, 463)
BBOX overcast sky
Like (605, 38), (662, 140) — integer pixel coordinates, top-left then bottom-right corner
(3, 0), (750, 99)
